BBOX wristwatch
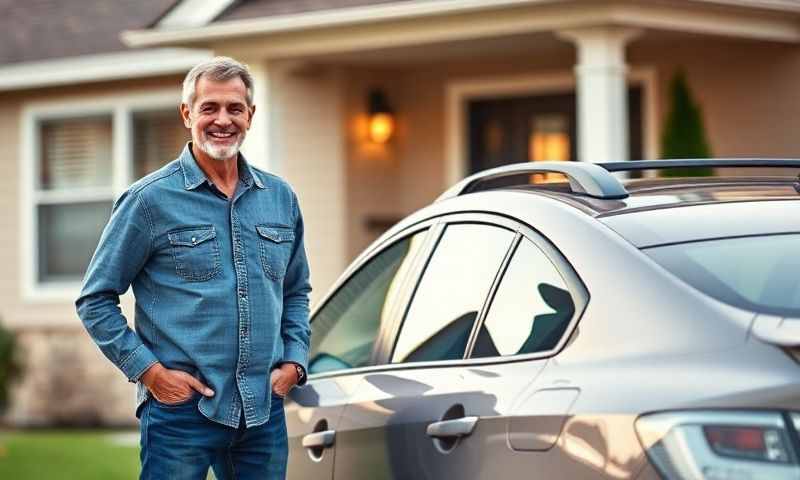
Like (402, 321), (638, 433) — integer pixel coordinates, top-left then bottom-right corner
(291, 363), (305, 385)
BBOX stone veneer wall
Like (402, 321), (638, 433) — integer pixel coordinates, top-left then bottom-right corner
(4, 327), (137, 427)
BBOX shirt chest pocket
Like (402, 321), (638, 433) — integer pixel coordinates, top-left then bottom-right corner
(167, 226), (221, 282)
(256, 224), (295, 281)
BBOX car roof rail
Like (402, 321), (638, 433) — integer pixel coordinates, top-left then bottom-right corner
(600, 158), (800, 173)
(437, 159), (800, 202)
(437, 161), (629, 202)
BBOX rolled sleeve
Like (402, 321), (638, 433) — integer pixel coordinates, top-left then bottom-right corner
(120, 344), (159, 382)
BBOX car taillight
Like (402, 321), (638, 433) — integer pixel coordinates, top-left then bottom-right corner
(636, 411), (800, 480)
(703, 425), (791, 463)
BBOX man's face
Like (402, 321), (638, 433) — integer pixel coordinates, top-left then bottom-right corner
(180, 76), (254, 162)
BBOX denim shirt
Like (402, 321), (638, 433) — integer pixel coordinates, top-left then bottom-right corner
(76, 144), (311, 428)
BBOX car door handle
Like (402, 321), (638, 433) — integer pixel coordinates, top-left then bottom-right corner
(302, 430), (336, 449)
(426, 416), (479, 439)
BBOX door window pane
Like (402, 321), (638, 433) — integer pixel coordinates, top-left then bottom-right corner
(468, 87), (643, 174)
(391, 224), (514, 364)
(40, 116), (112, 190)
(133, 110), (190, 179)
(309, 230), (428, 374)
(472, 239), (574, 358)
(529, 114), (570, 162)
(37, 202), (112, 283)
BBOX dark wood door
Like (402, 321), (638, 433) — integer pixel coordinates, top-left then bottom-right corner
(468, 87), (642, 174)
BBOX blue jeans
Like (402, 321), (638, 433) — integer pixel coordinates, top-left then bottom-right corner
(139, 393), (288, 479)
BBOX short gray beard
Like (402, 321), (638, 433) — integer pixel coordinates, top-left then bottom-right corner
(198, 134), (245, 162)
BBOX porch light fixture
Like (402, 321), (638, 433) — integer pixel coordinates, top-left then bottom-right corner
(367, 89), (395, 144)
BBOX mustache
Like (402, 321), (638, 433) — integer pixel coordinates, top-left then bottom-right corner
(205, 128), (239, 134)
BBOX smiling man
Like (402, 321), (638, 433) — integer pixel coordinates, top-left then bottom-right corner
(76, 57), (311, 480)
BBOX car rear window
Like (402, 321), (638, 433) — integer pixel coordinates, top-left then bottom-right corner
(644, 234), (800, 317)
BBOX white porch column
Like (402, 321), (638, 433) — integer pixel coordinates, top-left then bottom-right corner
(240, 60), (273, 172)
(558, 27), (640, 163)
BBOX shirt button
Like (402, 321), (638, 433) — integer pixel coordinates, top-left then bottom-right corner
(191, 237), (197, 244)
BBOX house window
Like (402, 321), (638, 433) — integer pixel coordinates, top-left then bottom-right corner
(36, 116), (115, 284)
(29, 102), (190, 294)
(37, 201), (113, 283)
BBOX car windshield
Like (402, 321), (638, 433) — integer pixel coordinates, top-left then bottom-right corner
(644, 233), (800, 317)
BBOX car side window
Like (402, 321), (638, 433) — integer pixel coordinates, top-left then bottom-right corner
(308, 230), (428, 374)
(471, 238), (574, 358)
(391, 223), (515, 364)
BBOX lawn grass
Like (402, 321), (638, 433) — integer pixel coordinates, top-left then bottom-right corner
(0, 430), (140, 479)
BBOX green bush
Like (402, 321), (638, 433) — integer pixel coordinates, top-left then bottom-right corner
(0, 321), (21, 413)
(661, 70), (713, 177)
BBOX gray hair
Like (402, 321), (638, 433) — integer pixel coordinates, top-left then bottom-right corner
(181, 56), (254, 107)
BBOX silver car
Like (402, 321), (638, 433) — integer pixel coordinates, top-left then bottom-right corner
(286, 160), (800, 480)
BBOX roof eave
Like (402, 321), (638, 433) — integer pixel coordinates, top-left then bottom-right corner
(122, 0), (800, 52)
(0, 48), (212, 92)
(121, 0), (563, 48)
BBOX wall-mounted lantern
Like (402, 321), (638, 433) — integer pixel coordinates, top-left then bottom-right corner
(367, 88), (395, 144)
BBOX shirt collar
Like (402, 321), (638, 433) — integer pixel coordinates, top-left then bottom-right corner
(179, 142), (265, 190)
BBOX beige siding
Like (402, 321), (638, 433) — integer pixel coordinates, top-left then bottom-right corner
(0, 98), (22, 321)
(343, 68), (407, 260)
(265, 61), (349, 307)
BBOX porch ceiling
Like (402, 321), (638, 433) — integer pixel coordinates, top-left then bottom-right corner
(301, 31), (573, 66)
(285, 27), (776, 67)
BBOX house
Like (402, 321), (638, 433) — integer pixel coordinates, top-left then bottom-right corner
(3, 0), (800, 426)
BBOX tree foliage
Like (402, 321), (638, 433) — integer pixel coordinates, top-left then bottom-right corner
(661, 71), (713, 177)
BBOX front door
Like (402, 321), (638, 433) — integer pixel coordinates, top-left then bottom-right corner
(468, 87), (643, 172)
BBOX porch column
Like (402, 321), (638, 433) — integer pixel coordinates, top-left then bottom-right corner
(557, 27), (640, 163)
(241, 60), (273, 172)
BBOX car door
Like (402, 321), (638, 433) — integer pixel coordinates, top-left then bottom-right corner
(461, 228), (591, 478)
(332, 216), (588, 479)
(285, 227), (433, 480)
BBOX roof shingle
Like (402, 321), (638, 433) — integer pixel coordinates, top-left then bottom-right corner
(0, 0), (178, 65)
(216, 0), (418, 22)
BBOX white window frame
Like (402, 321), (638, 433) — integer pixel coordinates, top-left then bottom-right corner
(21, 90), (183, 302)
(444, 67), (659, 187)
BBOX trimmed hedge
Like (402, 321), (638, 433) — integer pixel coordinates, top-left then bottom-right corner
(0, 320), (21, 413)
